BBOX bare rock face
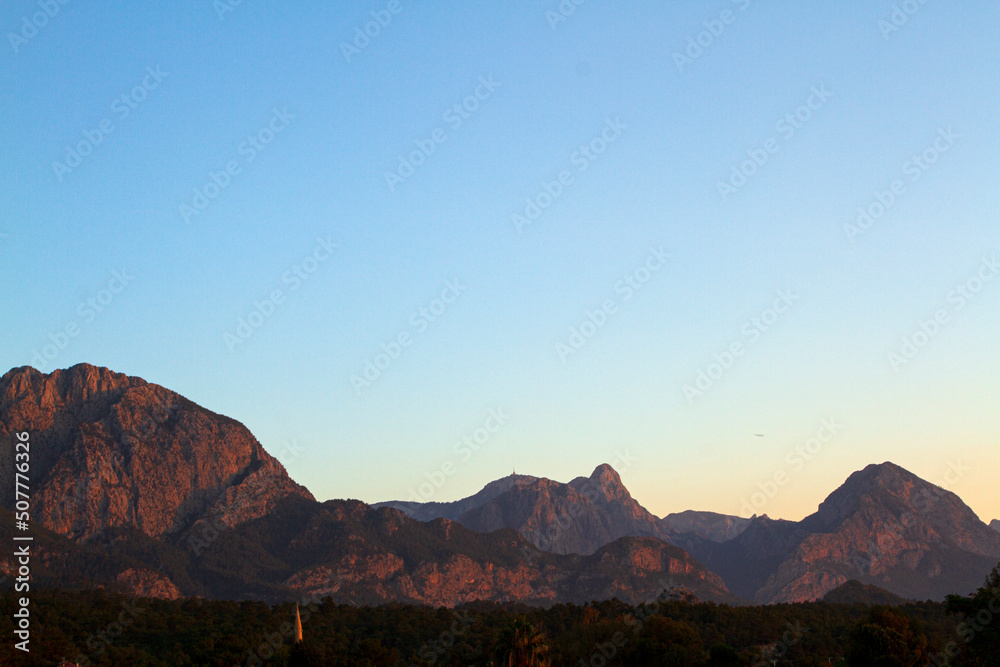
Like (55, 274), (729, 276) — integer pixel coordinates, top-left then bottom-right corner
(261, 501), (736, 607)
(276, 508), (563, 606)
(566, 464), (668, 539)
(991, 519), (1000, 533)
(380, 465), (753, 559)
(0, 364), (313, 541)
(697, 462), (1000, 604)
(458, 476), (627, 555)
(382, 464), (669, 556)
(767, 463), (1000, 603)
(114, 568), (182, 600)
(283, 552), (554, 608)
(559, 536), (733, 606)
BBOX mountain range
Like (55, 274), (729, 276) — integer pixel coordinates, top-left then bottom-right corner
(1, 363), (998, 608)
(0, 364), (731, 606)
(380, 457), (1000, 604)
(374, 466), (751, 556)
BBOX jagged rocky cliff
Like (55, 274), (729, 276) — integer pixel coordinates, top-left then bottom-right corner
(377, 463), (751, 556)
(0, 364), (313, 541)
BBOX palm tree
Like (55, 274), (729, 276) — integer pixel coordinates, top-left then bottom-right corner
(489, 617), (551, 667)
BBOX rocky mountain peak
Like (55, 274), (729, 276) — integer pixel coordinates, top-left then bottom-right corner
(814, 461), (938, 526)
(1, 363), (139, 429)
(590, 462), (623, 485)
(0, 363), (313, 541)
(991, 519), (1000, 532)
(482, 472), (539, 495)
(568, 463), (632, 505)
(702, 461), (1000, 604)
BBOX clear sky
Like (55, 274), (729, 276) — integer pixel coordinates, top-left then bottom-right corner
(2, 2), (998, 524)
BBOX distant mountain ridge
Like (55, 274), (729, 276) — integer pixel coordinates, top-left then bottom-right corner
(459, 464), (668, 555)
(374, 473), (541, 523)
(991, 519), (1000, 533)
(376, 464), (751, 555)
(379, 460), (1000, 605)
(661, 510), (753, 543)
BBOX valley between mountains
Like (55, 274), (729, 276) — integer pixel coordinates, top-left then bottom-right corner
(2, 363), (998, 607)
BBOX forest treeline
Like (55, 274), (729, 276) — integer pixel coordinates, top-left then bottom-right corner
(1, 567), (997, 666)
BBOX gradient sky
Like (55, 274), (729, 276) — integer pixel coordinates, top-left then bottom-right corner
(2, 2), (999, 524)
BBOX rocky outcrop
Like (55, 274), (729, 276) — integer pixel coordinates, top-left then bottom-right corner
(378, 464), (753, 558)
(380, 464), (669, 556)
(0, 364), (313, 541)
(458, 473), (664, 556)
(692, 463), (1000, 604)
(555, 536), (734, 605)
(254, 500), (737, 607)
(0, 506), (186, 598)
(567, 463), (668, 540)
(377, 460), (1000, 606)
(991, 519), (1000, 533)
(114, 568), (182, 600)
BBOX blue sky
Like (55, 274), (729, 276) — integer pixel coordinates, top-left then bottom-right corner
(2, 1), (999, 523)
